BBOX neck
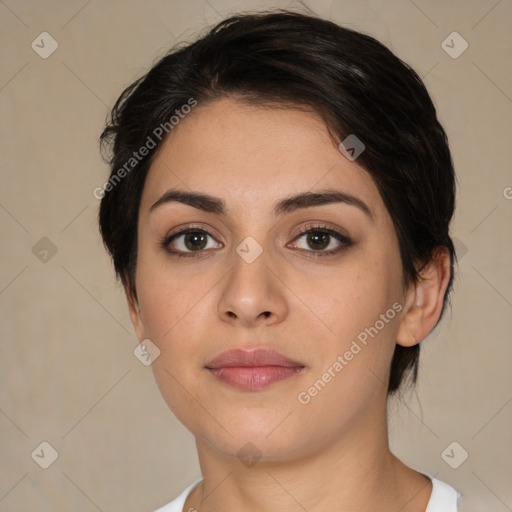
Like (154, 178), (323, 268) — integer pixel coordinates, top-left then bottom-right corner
(184, 400), (432, 512)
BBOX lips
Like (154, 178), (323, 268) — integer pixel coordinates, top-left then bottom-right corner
(205, 348), (303, 368)
(205, 348), (305, 391)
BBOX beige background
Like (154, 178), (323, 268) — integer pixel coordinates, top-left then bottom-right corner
(1, 0), (511, 511)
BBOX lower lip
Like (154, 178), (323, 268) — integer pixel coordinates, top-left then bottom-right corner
(207, 366), (303, 390)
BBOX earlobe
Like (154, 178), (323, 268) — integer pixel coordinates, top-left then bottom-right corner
(396, 248), (452, 348)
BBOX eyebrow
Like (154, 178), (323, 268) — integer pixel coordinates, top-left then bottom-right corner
(150, 189), (373, 219)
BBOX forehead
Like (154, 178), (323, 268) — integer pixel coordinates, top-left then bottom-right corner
(141, 97), (383, 219)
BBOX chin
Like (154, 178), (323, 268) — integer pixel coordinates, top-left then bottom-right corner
(194, 409), (320, 462)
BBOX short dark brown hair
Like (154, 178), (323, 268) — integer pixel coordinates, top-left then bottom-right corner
(98, 10), (456, 395)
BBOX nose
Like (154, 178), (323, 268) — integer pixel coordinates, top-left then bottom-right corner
(217, 241), (288, 328)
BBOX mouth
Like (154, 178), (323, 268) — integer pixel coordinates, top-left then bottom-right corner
(205, 348), (305, 391)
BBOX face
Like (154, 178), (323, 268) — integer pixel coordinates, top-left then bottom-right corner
(129, 97), (412, 462)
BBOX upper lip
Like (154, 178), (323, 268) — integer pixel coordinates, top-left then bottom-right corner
(205, 348), (304, 369)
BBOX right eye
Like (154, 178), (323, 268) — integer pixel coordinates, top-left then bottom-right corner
(161, 228), (223, 257)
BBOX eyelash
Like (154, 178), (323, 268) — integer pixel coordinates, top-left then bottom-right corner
(160, 224), (353, 259)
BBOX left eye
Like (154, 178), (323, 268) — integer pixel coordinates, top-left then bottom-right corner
(291, 227), (352, 254)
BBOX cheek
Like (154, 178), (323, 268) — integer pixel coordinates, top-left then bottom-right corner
(135, 246), (209, 341)
(291, 251), (404, 401)
(291, 272), (401, 432)
(293, 257), (402, 345)
(136, 266), (214, 428)
(134, 252), (222, 384)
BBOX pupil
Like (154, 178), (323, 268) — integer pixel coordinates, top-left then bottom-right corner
(308, 232), (329, 250)
(185, 233), (206, 251)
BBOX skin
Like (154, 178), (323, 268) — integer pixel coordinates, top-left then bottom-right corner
(126, 97), (451, 511)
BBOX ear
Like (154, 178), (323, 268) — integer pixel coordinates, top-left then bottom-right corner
(396, 247), (452, 347)
(124, 283), (147, 343)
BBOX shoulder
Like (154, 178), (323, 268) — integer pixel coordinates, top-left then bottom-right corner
(153, 479), (203, 512)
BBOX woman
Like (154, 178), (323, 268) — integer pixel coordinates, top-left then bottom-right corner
(98, 11), (461, 511)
